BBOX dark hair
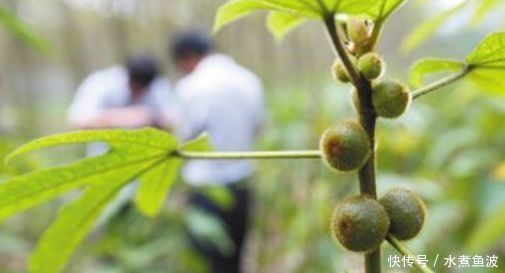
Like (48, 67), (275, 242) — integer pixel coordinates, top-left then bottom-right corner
(125, 55), (160, 87)
(170, 30), (213, 61)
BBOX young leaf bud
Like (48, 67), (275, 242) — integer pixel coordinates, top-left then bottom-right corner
(372, 80), (411, 118)
(320, 121), (371, 172)
(331, 195), (390, 252)
(348, 17), (369, 47)
(358, 52), (384, 80)
(379, 189), (426, 240)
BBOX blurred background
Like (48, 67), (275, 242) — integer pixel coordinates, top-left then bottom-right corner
(0, 0), (504, 272)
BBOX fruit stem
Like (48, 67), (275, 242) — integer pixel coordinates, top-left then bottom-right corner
(386, 235), (437, 273)
(324, 14), (380, 273)
(411, 66), (472, 99)
(174, 150), (321, 160)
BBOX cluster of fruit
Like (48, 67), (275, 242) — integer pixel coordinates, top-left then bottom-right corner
(320, 17), (426, 253)
(332, 17), (411, 119)
(331, 188), (426, 252)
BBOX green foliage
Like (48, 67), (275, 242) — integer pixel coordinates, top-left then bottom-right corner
(28, 162), (159, 273)
(410, 32), (505, 96)
(0, 6), (51, 54)
(410, 59), (465, 87)
(266, 11), (307, 40)
(214, 0), (404, 40)
(0, 128), (212, 273)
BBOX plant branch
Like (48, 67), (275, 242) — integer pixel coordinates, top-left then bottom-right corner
(174, 150), (321, 160)
(323, 15), (362, 86)
(386, 235), (436, 273)
(324, 14), (380, 273)
(411, 66), (472, 100)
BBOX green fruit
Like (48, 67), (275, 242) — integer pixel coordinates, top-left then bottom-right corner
(372, 80), (410, 118)
(379, 188), (426, 240)
(331, 195), (390, 252)
(332, 60), (350, 83)
(331, 56), (358, 83)
(320, 121), (371, 171)
(358, 52), (384, 80)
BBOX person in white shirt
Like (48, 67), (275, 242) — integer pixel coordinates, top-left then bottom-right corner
(68, 55), (172, 133)
(170, 31), (266, 273)
(67, 54), (174, 221)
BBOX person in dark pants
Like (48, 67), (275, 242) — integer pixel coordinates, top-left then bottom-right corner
(169, 31), (266, 273)
(187, 181), (250, 273)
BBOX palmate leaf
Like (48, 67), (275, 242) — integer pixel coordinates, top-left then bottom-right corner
(266, 11), (307, 41)
(0, 128), (213, 273)
(213, 0), (320, 33)
(28, 157), (164, 273)
(365, 0), (406, 21)
(134, 133), (212, 217)
(466, 32), (505, 67)
(134, 159), (181, 217)
(409, 58), (465, 87)
(409, 32), (505, 97)
(214, 0), (396, 39)
(0, 148), (166, 222)
(466, 32), (505, 96)
(6, 128), (177, 162)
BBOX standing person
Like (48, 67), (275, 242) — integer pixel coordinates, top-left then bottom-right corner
(170, 31), (266, 273)
(67, 54), (174, 218)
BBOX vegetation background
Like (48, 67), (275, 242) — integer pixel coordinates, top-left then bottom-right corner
(0, 0), (504, 272)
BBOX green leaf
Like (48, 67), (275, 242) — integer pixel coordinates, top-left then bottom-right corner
(323, 0), (378, 14)
(401, 1), (469, 53)
(6, 128), (177, 163)
(180, 133), (213, 152)
(466, 204), (505, 252)
(409, 58), (465, 87)
(134, 133), (213, 217)
(467, 69), (505, 96)
(362, 0), (407, 20)
(0, 148), (166, 222)
(465, 32), (505, 96)
(0, 7), (51, 54)
(213, 0), (320, 33)
(134, 159), (181, 217)
(267, 11), (306, 41)
(213, 0), (272, 33)
(28, 158), (162, 273)
(466, 32), (505, 67)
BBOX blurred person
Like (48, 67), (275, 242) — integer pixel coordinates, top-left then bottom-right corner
(67, 54), (175, 221)
(170, 31), (266, 273)
(68, 54), (172, 134)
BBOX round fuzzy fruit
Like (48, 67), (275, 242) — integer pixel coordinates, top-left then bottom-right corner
(372, 80), (410, 118)
(331, 195), (390, 252)
(358, 52), (384, 80)
(320, 121), (371, 172)
(379, 188), (426, 240)
(332, 60), (350, 83)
